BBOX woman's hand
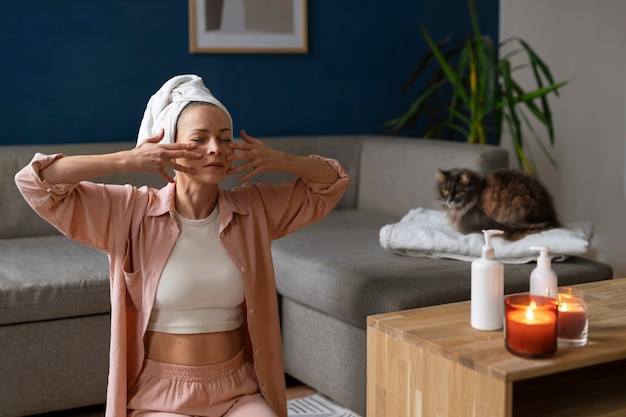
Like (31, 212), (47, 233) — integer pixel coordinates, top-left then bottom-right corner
(227, 130), (286, 183)
(130, 130), (202, 183)
(226, 130), (340, 185)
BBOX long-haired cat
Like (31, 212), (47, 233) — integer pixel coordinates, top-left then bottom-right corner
(436, 168), (560, 240)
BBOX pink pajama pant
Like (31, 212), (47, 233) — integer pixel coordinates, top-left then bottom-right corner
(127, 349), (277, 417)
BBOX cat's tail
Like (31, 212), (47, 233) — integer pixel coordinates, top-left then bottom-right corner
(500, 219), (561, 241)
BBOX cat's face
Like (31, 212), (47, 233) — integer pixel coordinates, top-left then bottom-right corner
(436, 169), (481, 210)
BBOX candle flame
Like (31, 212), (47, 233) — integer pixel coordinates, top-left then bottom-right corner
(560, 302), (569, 312)
(526, 305), (535, 321)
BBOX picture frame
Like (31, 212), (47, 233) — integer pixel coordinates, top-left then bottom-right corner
(189, 0), (308, 54)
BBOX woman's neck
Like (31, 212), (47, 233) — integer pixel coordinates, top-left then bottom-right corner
(174, 180), (219, 220)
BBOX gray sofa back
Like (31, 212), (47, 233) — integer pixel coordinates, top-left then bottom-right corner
(357, 137), (508, 217)
(2, 135), (508, 239)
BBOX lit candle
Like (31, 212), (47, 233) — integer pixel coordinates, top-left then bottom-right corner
(505, 295), (558, 358)
(555, 290), (588, 347)
(550, 287), (588, 347)
(558, 300), (587, 339)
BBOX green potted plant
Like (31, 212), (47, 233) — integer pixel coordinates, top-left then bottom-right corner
(388, 0), (569, 175)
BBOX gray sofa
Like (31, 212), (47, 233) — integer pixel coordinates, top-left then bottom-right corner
(1, 136), (613, 416)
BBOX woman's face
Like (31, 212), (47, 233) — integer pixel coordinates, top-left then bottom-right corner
(175, 104), (233, 184)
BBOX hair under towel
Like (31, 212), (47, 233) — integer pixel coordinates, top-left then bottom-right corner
(137, 74), (232, 146)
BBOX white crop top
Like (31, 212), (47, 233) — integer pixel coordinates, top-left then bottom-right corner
(147, 207), (245, 334)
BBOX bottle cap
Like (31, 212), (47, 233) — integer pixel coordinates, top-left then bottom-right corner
(482, 229), (504, 259)
(529, 246), (552, 268)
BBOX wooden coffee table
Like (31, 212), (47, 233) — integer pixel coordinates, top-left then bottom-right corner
(367, 277), (626, 417)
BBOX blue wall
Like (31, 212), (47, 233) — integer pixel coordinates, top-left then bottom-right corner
(0, 0), (498, 145)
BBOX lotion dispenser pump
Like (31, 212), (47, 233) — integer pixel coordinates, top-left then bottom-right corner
(471, 229), (504, 331)
(529, 246), (558, 298)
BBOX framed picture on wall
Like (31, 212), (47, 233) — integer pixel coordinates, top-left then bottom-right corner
(189, 0), (308, 54)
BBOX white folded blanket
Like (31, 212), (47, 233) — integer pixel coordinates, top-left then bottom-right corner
(379, 208), (593, 264)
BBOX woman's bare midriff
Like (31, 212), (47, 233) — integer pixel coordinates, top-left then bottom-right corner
(144, 327), (244, 366)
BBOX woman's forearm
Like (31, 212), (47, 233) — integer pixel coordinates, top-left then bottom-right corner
(279, 154), (340, 185)
(40, 151), (134, 184)
(39, 132), (202, 184)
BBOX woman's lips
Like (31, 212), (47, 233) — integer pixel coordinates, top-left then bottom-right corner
(203, 162), (224, 168)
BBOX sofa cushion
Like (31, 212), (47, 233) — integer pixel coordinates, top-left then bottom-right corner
(0, 236), (110, 325)
(272, 209), (614, 330)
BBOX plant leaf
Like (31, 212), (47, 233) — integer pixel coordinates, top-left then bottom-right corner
(420, 25), (468, 103)
(520, 109), (559, 169)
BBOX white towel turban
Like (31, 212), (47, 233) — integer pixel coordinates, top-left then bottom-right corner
(136, 74), (232, 146)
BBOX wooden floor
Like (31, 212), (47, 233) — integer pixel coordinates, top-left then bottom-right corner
(31, 377), (314, 416)
(286, 374), (316, 400)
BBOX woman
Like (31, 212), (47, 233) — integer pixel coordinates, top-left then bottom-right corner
(15, 75), (350, 417)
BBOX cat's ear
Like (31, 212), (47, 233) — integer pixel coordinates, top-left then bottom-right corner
(460, 171), (472, 185)
(436, 169), (446, 182)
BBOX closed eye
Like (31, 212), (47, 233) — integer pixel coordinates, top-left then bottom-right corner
(190, 137), (231, 143)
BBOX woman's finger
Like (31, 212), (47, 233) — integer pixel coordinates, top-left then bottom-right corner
(240, 129), (256, 143)
(170, 161), (197, 175)
(158, 168), (175, 183)
(167, 149), (202, 160)
(235, 168), (258, 184)
(227, 161), (251, 175)
(143, 129), (165, 144)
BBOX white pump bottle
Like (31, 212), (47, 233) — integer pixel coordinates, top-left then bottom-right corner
(471, 229), (504, 331)
(529, 246), (558, 298)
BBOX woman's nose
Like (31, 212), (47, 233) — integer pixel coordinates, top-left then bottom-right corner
(206, 138), (221, 155)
